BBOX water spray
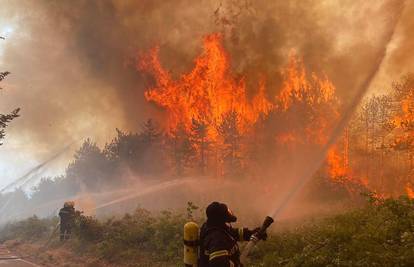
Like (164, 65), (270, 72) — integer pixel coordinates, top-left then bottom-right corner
(87, 178), (191, 212)
(0, 141), (78, 223)
(241, 1), (405, 263)
(0, 142), (76, 194)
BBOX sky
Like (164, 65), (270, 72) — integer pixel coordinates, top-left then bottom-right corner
(0, 0), (413, 189)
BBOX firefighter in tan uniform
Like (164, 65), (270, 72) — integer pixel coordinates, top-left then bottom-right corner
(198, 202), (267, 267)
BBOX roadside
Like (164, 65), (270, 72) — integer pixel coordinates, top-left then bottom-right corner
(3, 240), (111, 267)
(0, 243), (40, 267)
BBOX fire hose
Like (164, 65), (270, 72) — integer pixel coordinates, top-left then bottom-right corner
(42, 222), (60, 248)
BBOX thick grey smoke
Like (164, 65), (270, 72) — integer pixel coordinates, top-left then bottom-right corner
(0, 0), (412, 184)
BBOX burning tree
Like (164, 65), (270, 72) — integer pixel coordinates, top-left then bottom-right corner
(139, 33), (345, 183)
(389, 74), (414, 196)
(217, 110), (243, 177)
(136, 31), (414, 199)
(190, 119), (210, 175)
(334, 74), (414, 198)
(168, 123), (194, 177)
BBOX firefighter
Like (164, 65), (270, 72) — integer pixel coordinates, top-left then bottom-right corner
(199, 202), (267, 267)
(58, 201), (76, 241)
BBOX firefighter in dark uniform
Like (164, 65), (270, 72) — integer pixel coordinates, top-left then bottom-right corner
(58, 201), (76, 241)
(199, 202), (267, 267)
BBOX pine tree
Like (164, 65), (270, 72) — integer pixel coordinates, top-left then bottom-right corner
(190, 119), (209, 175)
(141, 119), (160, 145)
(169, 123), (194, 177)
(0, 38), (19, 144)
(104, 119), (165, 177)
(217, 110), (242, 177)
(66, 139), (112, 191)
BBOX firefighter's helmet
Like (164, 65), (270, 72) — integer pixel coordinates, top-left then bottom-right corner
(64, 201), (75, 208)
(206, 201), (237, 224)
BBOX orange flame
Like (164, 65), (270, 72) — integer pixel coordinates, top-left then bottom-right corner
(406, 183), (414, 199)
(140, 34), (338, 143)
(278, 54), (336, 111)
(327, 136), (370, 196)
(140, 33), (353, 184)
(276, 53), (339, 145)
(140, 33), (273, 139)
(327, 147), (347, 179)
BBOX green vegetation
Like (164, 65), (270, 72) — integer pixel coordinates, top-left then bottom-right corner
(0, 216), (57, 242)
(252, 195), (414, 266)
(0, 202), (200, 266)
(0, 47), (20, 144)
(2, 197), (414, 266)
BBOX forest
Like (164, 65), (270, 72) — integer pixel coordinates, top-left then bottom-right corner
(1, 34), (414, 218)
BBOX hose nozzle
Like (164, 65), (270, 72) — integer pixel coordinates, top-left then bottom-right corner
(250, 216), (274, 243)
(241, 216), (274, 264)
(262, 216), (274, 230)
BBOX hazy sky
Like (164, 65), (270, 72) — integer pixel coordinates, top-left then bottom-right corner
(0, 0), (412, 189)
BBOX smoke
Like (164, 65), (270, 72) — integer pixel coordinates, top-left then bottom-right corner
(0, 0), (412, 185)
(371, 1), (414, 90)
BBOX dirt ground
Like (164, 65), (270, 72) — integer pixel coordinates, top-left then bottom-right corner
(4, 240), (113, 267)
(4, 239), (175, 267)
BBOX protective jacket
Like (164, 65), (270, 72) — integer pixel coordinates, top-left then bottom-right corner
(59, 206), (75, 225)
(199, 222), (255, 267)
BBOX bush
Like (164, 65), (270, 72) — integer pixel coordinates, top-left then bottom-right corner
(0, 215), (57, 242)
(90, 208), (187, 264)
(5, 197), (414, 266)
(251, 195), (414, 266)
(76, 215), (104, 242)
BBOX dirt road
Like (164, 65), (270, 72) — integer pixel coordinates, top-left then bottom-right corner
(0, 244), (40, 267)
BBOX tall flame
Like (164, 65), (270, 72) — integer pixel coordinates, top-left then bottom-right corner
(140, 33), (273, 139)
(140, 33), (352, 186)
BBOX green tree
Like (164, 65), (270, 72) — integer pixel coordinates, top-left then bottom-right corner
(0, 41), (20, 144)
(103, 120), (166, 178)
(104, 128), (141, 165)
(66, 139), (113, 191)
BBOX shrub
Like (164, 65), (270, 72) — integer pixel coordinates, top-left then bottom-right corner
(250, 195), (414, 266)
(4, 197), (414, 266)
(0, 215), (57, 242)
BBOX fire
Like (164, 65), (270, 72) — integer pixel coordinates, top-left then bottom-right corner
(327, 134), (371, 195)
(406, 183), (414, 199)
(276, 53), (339, 145)
(140, 33), (273, 139)
(277, 53), (336, 111)
(140, 34), (338, 144)
(140, 32), (353, 185)
(390, 81), (414, 197)
(327, 147), (347, 179)
(392, 90), (414, 150)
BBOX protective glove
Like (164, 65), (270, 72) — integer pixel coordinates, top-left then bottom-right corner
(256, 230), (268, 241)
(252, 227), (267, 241)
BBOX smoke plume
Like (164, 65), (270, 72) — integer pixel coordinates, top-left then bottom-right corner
(0, 0), (412, 183)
